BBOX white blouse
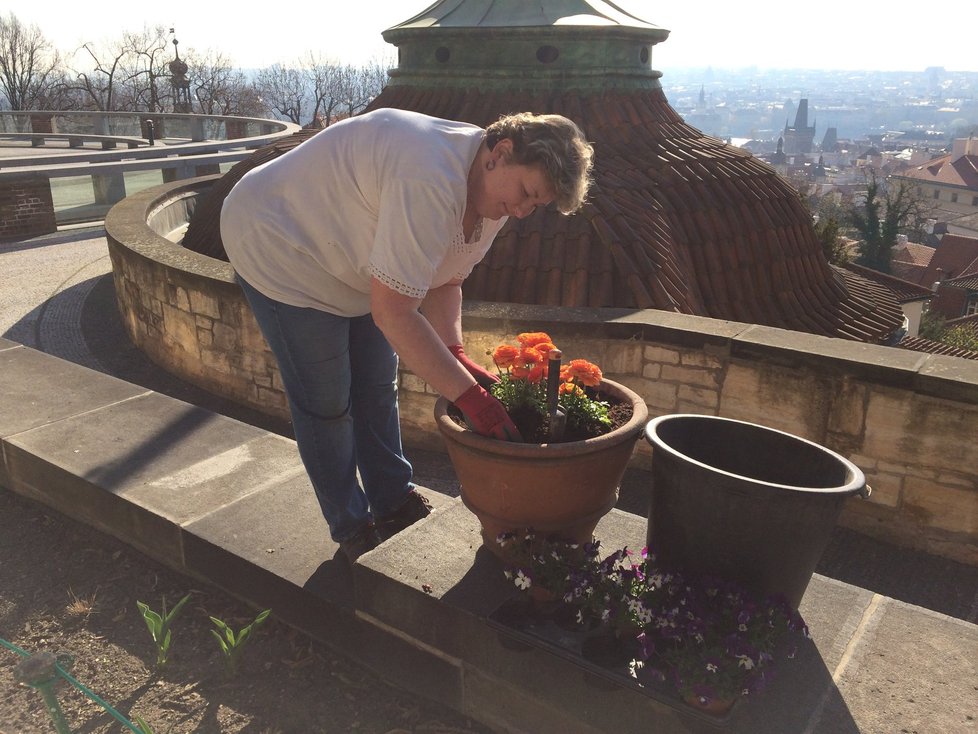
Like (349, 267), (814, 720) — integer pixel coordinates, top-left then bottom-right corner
(220, 108), (507, 316)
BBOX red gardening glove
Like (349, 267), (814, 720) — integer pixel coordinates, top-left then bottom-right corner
(448, 344), (499, 388)
(453, 384), (523, 442)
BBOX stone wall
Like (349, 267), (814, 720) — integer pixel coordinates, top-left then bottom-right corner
(105, 180), (978, 567)
(0, 173), (56, 240)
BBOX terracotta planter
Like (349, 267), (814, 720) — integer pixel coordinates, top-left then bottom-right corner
(682, 693), (737, 717)
(434, 379), (648, 561)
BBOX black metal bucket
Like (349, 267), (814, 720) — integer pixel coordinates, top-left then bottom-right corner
(645, 414), (869, 609)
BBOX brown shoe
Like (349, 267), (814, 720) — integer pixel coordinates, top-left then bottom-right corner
(377, 491), (432, 540)
(339, 522), (383, 563)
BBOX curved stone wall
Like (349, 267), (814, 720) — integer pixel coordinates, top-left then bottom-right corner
(104, 177), (289, 423)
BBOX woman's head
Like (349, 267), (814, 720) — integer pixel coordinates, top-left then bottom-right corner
(484, 113), (594, 215)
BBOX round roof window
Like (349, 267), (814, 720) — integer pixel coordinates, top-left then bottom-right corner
(536, 46), (559, 64)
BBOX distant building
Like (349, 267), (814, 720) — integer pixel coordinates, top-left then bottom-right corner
(684, 84), (724, 138)
(890, 237), (936, 283)
(891, 137), (978, 238)
(821, 127), (839, 153)
(783, 98), (816, 155)
(920, 233), (978, 320)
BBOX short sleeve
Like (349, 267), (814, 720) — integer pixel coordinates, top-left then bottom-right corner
(369, 179), (459, 299)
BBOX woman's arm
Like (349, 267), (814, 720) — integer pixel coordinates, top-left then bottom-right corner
(421, 280), (498, 387)
(373, 278), (521, 441)
(370, 278), (473, 401)
(418, 279), (464, 346)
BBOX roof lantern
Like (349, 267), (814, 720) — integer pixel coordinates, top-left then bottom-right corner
(382, 0), (669, 91)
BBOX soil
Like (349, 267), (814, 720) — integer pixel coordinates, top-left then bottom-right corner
(0, 489), (492, 734)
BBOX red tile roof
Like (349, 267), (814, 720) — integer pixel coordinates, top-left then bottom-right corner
(844, 262), (933, 302)
(919, 233), (978, 287)
(947, 313), (978, 331)
(899, 152), (978, 189)
(371, 87), (901, 341)
(898, 335), (978, 360)
(893, 241), (936, 268)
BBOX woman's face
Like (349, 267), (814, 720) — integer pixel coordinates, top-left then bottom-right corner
(474, 139), (555, 221)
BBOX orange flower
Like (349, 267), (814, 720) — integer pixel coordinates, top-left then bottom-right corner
(492, 344), (520, 369)
(515, 346), (544, 368)
(527, 364), (546, 383)
(562, 359), (603, 387)
(517, 332), (554, 349)
(534, 342), (559, 359)
(559, 382), (584, 397)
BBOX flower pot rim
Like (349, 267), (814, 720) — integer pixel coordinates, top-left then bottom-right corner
(645, 413), (867, 496)
(435, 378), (649, 458)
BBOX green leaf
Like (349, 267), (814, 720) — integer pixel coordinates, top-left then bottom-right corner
(163, 593), (192, 626)
(210, 629), (229, 654)
(254, 609), (272, 625)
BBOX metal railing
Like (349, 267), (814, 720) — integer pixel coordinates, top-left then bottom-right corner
(0, 111), (300, 227)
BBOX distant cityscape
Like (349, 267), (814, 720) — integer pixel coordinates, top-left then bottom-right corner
(660, 67), (978, 148)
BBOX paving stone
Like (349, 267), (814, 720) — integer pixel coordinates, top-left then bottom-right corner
(4, 391), (274, 564)
(827, 597), (978, 733)
(0, 344), (145, 438)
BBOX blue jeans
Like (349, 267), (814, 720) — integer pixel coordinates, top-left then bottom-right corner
(236, 275), (414, 541)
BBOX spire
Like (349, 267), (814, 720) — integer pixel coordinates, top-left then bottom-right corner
(793, 99), (809, 129)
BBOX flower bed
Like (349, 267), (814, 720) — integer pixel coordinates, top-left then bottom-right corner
(493, 532), (812, 716)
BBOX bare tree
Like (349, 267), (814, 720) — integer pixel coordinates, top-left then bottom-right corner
(71, 40), (127, 111)
(0, 12), (63, 110)
(253, 56), (389, 127)
(69, 26), (180, 113)
(254, 64), (307, 124)
(335, 59), (389, 119)
(115, 26), (172, 113)
(304, 53), (342, 126)
(186, 48), (267, 117)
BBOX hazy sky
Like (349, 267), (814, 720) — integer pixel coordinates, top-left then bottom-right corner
(13, 0), (977, 73)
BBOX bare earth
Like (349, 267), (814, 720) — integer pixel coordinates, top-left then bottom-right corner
(0, 489), (491, 734)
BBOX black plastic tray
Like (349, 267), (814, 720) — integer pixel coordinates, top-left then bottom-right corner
(486, 595), (738, 727)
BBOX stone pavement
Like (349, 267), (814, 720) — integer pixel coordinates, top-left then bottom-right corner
(2, 227), (977, 732)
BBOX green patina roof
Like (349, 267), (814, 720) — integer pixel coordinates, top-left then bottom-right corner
(385, 0), (668, 33)
(382, 0), (670, 92)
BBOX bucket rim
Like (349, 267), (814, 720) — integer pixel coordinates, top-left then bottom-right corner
(644, 413), (866, 495)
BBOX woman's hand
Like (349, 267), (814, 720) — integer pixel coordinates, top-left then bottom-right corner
(453, 384), (523, 442)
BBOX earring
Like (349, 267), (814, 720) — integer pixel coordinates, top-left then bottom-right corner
(486, 159), (495, 171)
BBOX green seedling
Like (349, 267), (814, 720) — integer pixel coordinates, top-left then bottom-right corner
(209, 608), (271, 676)
(136, 593), (192, 668)
(133, 715), (157, 734)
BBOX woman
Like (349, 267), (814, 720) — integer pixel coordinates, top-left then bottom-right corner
(220, 108), (593, 562)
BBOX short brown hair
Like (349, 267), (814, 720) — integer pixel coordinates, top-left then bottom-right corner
(485, 112), (594, 214)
